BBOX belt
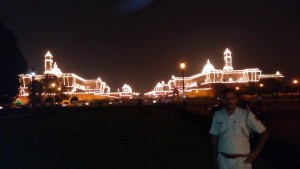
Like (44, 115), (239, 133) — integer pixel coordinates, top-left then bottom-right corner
(220, 152), (248, 159)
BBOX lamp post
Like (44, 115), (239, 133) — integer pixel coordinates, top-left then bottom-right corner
(57, 87), (61, 105)
(259, 83), (264, 95)
(180, 63), (186, 96)
(180, 63), (186, 107)
(292, 79), (299, 100)
(31, 68), (36, 113)
(293, 79), (298, 86)
(51, 83), (56, 105)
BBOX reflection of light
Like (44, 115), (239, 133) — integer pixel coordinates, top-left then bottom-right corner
(51, 83), (56, 87)
(293, 79), (298, 84)
(235, 87), (239, 90)
(180, 63), (186, 69)
(31, 72), (36, 77)
(0, 106), (3, 109)
(260, 83), (264, 87)
(58, 87), (61, 91)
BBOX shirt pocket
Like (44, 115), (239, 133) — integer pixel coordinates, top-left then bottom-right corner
(218, 121), (227, 136)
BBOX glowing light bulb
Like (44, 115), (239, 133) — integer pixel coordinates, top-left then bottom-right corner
(293, 79), (298, 84)
(180, 63), (186, 69)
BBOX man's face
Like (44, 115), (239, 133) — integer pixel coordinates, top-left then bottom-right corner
(222, 91), (238, 110)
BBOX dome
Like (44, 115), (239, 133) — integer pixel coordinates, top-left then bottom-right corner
(122, 83), (132, 93)
(202, 59), (215, 73)
(52, 62), (62, 77)
(156, 82), (163, 88)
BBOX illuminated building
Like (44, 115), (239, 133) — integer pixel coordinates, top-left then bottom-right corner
(18, 51), (140, 104)
(109, 84), (140, 98)
(18, 51), (111, 103)
(147, 48), (284, 97)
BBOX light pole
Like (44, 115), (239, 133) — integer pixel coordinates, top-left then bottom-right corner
(180, 63), (186, 107)
(292, 79), (299, 100)
(293, 79), (298, 86)
(259, 83), (264, 95)
(180, 63), (186, 97)
(31, 68), (36, 113)
(57, 87), (61, 105)
(51, 83), (56, 105)
(259, 83), (264, 88)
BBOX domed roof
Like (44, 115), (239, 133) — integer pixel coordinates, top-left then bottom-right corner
(156, 82), (163, 88)
(122, 83), (132, 93)
(52, 62), (62, 77)
(202, 59), (215, 73)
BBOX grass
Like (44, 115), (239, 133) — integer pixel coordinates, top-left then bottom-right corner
(0, 105), (277, 169)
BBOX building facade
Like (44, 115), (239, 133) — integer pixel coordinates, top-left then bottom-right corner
(147, 48), (283, 97)
(18, 51), (140, 105)
(19, 51), (110, 98)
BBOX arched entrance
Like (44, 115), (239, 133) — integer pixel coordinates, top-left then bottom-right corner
(70, 96), (79, 103)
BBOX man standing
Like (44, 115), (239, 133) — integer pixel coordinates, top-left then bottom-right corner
(209, 88), (269, 169)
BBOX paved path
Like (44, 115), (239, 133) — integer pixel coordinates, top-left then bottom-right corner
(0, 106), (276, 169)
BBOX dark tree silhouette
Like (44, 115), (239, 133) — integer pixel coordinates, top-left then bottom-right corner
(28, 80), (44, 105)
(260, 79), (284, 95)
(0, 22), (27, 104)
(44, 97), (54, 105)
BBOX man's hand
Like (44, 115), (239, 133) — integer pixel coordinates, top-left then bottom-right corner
(244, 130), (269, 164)
(244, 151), (259, 164)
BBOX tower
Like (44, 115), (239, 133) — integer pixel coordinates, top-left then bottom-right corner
(223, 48), (233, 71)
(44, 51), (53, 74)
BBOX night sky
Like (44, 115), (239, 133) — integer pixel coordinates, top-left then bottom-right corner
(1, 0), (299, 92)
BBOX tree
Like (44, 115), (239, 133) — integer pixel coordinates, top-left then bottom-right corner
(0, 22), (27, 104)
(260, 79), (284, 95)
(28, 80), (44, 105)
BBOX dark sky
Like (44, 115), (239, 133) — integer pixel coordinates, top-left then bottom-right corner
(1, 0), (299, 92)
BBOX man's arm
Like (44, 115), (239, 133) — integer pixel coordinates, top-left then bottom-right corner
(244, 130), (269, 164)
(212, 135), (219, 169)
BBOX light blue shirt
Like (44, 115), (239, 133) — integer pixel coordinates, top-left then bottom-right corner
(209, 107), (266, 154)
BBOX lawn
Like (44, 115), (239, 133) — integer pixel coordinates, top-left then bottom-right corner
(0, 105), (277, 169)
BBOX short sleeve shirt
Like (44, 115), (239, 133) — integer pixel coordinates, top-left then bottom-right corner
(209, 107), (266, 154)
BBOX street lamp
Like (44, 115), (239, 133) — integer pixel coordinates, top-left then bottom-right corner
(31, 68), (36, 113)
(293, 79), (298, 85)
(292, 79), (299, 99)
(51, 83), (56, 105)
(180, 63), (186, 107)
(180, 63), (186, 97)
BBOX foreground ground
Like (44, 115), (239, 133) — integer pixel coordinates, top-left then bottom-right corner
(0, 105), (279, 169)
